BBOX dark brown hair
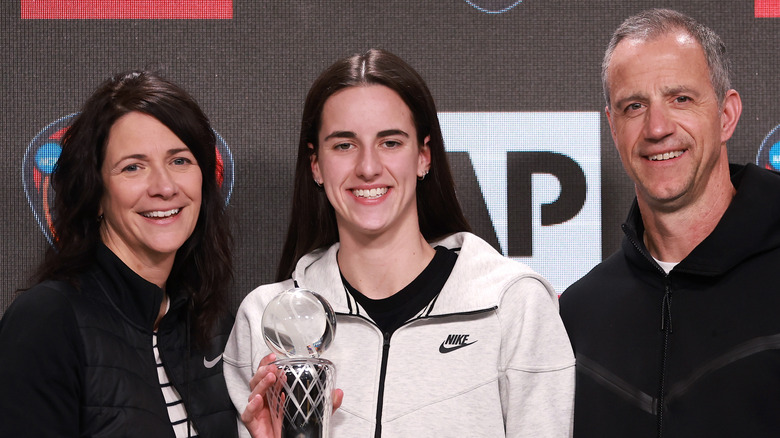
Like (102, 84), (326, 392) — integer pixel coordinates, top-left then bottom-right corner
(36, 70), (233, 347)
(276, 49), (470, 280)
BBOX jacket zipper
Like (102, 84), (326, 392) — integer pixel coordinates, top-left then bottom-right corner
(374, 331), (392, 438)
(657, 279), (672, 437)
(623, 226), (673, 437)
(338, 306), (496, 437)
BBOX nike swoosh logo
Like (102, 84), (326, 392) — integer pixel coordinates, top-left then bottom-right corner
(439, 340), (477, 353)
(203, 353), (223, 368)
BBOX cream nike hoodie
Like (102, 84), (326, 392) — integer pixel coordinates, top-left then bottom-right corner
(224, 232), (574, 437)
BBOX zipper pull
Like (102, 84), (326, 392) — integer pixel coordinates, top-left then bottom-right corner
(660, 282), (673, 333)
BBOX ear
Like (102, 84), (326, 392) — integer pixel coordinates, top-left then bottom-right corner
(309, 143), (322, 184)
(719, 89), (742, 144)
(418, 135), (432, 177)
(605, 104), (619, 148)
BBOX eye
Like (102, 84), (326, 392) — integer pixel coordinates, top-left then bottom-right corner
(383, 140), (401, 148)
(122, 163), (140, 172)
(334, 142), (353, 151)
(172, 157), (192, 166)
(675, 96), (691, 103)
(625, 102), (643, 112)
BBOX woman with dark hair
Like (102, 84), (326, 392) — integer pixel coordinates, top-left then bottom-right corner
(224, 49), (574, 437)
(0, 71), (237, 437)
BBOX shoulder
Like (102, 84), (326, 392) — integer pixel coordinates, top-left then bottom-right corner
(0, 282), (85, 436)
(0, 281), (83, 364)
(234, 279), (295, 323)
(559, 249), (634, 340)
(561, 248), (628, 303)
(2, 281), (79, 326)
(439, 232), (539, 278)
(736, 162), (780, 187)
(437, 232), (558, 308)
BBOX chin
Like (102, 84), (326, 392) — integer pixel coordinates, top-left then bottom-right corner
(146, 238), (190, 256)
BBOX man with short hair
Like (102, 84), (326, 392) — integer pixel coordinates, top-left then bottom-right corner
(560, 9), (780, 437)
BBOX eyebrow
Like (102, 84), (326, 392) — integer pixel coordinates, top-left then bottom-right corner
(323, 131), (356, 141)
(663, 85), (697, 97)
(377, 129), (409, 138)
(110, 148), (193, 167)
(322, 129), (410, 141)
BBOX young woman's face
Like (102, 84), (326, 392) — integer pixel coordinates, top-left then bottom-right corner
(99, 112), (202, 269)
(311, 85), (431, 240)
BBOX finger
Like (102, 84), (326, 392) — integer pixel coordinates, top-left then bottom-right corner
(247, 371), (277, 403)
(332, 388), (344, 411)
(259, 353), (277, 366)
(249, 353), (278, 390)
(241, 393), (264, 424)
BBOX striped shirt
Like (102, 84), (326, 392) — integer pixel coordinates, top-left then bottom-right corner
(154, 300), (198, 437)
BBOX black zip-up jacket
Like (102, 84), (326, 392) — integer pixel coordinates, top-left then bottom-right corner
(0, 244), (238, 437)
(560, 163), (780, 438)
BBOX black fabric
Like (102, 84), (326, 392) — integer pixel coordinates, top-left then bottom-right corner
(0, 244), (237, 438)
(343, 246), (457, 334)
(560, 164), (780, 438)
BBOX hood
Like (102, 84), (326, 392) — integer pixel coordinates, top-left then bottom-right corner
(623, 163), (780, 277)
(291, 232), (556, 316)
(683, 164), (780, 275)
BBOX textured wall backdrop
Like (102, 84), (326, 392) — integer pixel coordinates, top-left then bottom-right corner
(2, 1), (779, 316)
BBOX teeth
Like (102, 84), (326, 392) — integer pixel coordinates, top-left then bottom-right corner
(352, 187), (388, 199)
(648, 150), (684, 161)
(142, 208), (180, 218)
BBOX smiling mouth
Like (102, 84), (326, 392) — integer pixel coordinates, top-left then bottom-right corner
(352, 187), (388, 199)
(141, 208), (180, 218)
(648, 150), (684, 161)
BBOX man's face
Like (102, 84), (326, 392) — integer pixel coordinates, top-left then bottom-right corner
(605, 31), (734, 211)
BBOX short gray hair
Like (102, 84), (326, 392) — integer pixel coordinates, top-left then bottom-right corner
(602, 9), (732, 108)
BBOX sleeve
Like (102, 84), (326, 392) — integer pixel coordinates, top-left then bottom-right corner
(498, 276), (575, 438)
(0, 284), (84, 437)
(223, 290), (273, 438)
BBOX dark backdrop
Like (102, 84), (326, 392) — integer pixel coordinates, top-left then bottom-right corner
(3, 1), (779, 316)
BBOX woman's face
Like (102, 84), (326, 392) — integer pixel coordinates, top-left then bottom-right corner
(99, 112), (202, 269)
(310, 85), (431, 240)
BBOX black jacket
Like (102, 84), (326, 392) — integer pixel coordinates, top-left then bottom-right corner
(0, 245), (238, 437)
(560, 164), (780, 438)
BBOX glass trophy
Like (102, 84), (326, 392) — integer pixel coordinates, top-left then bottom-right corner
(262, 288), (337, 438)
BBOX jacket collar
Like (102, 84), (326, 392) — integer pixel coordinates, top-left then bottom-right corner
(90, 243), (184, 331)
(291, 232), (552, 316)
(622, 163), (780, 276)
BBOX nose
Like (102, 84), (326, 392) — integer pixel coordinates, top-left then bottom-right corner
(643, 103), (675, 142)
(148, 166), (178, 199)
(355, 145), (381, 180)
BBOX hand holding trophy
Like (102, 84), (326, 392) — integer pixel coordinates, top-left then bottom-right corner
(261, 288), (337, 438)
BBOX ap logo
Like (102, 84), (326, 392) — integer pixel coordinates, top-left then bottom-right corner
(440, 112), (601, 293)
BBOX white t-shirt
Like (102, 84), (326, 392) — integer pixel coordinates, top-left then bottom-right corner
(653, 257), (678, 275)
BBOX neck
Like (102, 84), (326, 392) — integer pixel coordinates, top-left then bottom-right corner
(154, 292), (168, 330)
(639, 163), (735, 263)
(101, 236), (174, 288)
(338, 229), (435, 300)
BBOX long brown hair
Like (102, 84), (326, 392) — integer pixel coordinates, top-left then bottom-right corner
(36, 70), (233, 347)
(276, 49), (470, 281)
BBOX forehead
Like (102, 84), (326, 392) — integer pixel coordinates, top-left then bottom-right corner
(607, 31), (712, 99)
(320, 85), (414, 126)
(104, 112), (187, 157)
